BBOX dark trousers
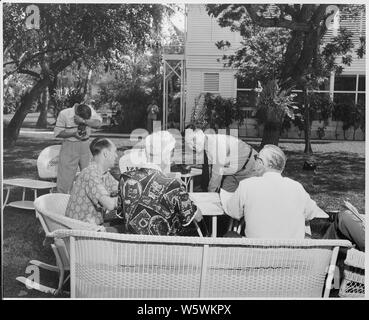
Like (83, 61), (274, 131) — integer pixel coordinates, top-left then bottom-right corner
(323, 210), (365, 251)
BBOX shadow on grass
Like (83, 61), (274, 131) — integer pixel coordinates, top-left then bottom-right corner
(2, 135), (365, 298)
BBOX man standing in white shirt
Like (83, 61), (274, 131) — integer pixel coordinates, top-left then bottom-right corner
(226, 145), (328, 239)
(185, 128), (262, 193)
(54, 103), (102, 193)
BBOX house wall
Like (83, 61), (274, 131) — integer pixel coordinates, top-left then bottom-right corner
(185, 4), (366, 141)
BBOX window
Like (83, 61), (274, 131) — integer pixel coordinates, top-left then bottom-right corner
(236, 78), (258, 117)
(203, 73), (219, 92)
(334, 75), (356, 91)
(358, 76), (365, 91)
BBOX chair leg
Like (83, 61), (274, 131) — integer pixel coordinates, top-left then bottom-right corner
(30, 260), (59, 272)
(51, 244), (67, 295)
(54, 269), (65, 296)
(16, 276), (57, 295)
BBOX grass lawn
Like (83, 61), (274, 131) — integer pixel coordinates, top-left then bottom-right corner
(2, 128), (365, 298)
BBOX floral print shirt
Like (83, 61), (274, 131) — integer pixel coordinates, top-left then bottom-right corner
(117, 168), (197, 236)
(66, 162), (118, 225)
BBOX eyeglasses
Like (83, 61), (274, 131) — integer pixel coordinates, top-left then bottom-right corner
(254, 154), (265, 166)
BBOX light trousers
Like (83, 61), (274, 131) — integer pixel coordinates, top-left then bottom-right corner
(56, 140), (91, 194)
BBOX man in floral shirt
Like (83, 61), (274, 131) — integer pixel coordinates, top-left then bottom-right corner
(116, 131), (201, 236)
(66, 138), (119, 230)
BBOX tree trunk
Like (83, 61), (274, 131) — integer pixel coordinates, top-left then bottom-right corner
(260, 121), (281, 147)
(4, 77), (50, 147)
(36, 87), (49, 128)
(82, 69), (93, 99)
(48, 75), (58, 120)
(303, 89), (313, 154)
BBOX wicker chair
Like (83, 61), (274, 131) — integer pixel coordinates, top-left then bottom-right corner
(339, 248), (365, 298)
(16, 193), (104, 295)
(52, 229), (351, 298)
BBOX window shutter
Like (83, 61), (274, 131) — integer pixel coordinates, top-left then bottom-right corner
(204, 73), (219, 92)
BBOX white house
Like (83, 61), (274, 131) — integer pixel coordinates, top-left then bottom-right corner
(182, 4), (365, 140)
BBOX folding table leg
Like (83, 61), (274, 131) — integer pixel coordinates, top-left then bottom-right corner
(189, 178), (194, 192)
(22, 187), (26, 201)
(212, 216), (217, 238)
(3, 187), (10, 206)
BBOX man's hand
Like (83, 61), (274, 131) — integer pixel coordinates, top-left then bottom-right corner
(73, 130), (85, 140)
(74, 114), (85, 125)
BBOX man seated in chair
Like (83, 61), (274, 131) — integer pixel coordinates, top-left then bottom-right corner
(116, 131), (202, 236)
(226, 145), (365, 246)
(66, 137), (122, 232)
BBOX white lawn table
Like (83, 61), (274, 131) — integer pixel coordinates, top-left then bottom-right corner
(189, 192), (224, 238)
(3, 178), (56, 211)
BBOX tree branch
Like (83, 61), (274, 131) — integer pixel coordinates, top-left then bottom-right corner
(277, 4), (298, 20)
(19, 69), (42, 79)
(245, 4), (310, 31)
(311, 4), (329, 25)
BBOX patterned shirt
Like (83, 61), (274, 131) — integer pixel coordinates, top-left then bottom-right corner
(117, 168), (197, 236)
(54, 106), (102, 142)
(66, 162), (118, 225)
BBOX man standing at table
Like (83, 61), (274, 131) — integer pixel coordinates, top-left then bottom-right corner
(54, 103), (102, 193)
(184, 127), (263, 194)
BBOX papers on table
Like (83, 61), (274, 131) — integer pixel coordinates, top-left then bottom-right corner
(344, 200), (365, 222)
(188, 192), (224, 216)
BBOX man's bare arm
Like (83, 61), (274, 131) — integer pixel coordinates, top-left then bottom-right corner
(99, 195), (118, 211)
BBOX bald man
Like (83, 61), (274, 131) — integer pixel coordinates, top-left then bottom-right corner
(66, 137), (120, 232)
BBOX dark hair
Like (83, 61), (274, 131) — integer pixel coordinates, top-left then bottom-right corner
(90, 138), (113, 156)
(75, 104), (92, 120)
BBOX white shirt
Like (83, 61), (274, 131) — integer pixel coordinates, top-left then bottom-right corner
(54, 106), (102, 142)
(226, 171), (328, 239)
(205, 134), (253, 192)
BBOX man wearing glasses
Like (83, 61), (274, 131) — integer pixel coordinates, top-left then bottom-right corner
(184, 127), (263, 193)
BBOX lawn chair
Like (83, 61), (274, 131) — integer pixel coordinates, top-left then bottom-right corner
(339, 248), (365, 298)
(16, 193), (105, 295)
(3, 145), (61, 211)
(51, 230), (352, 298)
(36, 145), (61, 180)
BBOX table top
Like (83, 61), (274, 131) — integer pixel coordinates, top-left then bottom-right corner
(180, 168), (202, 178)
(189, 192), (225, 216)
(170, 168), (202, 178)
(4, 178), (56, 189)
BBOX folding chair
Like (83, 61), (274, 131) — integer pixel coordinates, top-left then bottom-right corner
(16, 193), (104, 295)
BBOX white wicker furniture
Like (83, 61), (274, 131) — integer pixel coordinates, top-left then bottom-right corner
(339, 248), (365, 298)
(52, 230), (351, 298)
(3, 145), (60, 211)
(16, 193), (104, 295)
